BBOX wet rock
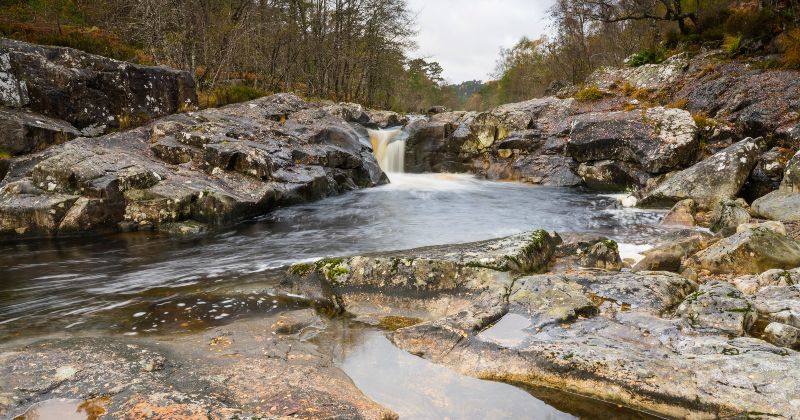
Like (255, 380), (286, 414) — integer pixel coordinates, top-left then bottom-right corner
(0, 38), (196, 135)
(0, 94), (386, 240)
(734, 268), (798, 295)
(661, 199), (696, 227)
(677, 281), (755, 336)
(0, 107), (80, 156)
(763, 322), (800, 349)
(639, 137), (762, 208)
(711, 198), (751, 236)
(567, 107), (699, 174)
(576, 160), (649, 191)
(484, 154), (582, 187)
(290, 230), (563, 293)
(752, 151), (800, 221)
(509, 276), (597, 329)
(687, 227), (800, 275)
(0, 312), (395, 419)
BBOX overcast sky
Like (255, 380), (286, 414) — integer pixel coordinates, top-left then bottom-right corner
(406, 0), (555, 83)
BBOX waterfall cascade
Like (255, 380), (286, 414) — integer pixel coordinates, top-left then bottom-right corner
(368, 128), (406, 173)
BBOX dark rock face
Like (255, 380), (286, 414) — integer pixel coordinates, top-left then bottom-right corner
(0, 107), (80, 157)
(0, 94), (386, 239)
(741, 147), (793, 203)
(677, 60), (800, 137)
(752, 151), (800, 221)
(0, 38), (197, 135)
(567, 108), (699, 174)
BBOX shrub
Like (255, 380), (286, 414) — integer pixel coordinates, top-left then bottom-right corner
(780, 29), (800, 70)
(199, 85), (270, 109)
(627, 49), (665, 67)
(692, 112), (715, 131)
(0, 148), (11, 159)
(668, 98), (689, 110)
(723, 34), (742, 57)
(574, 85), (604, 101)
(724, 7), (782, 43)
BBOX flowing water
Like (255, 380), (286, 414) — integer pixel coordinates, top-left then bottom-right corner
(0, 131), (669, 418)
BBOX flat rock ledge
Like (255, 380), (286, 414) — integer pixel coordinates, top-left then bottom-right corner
(0, 93), (386, 240)
(291, 231), (800, 418)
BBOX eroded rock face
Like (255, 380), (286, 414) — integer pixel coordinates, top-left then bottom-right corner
(567, 107), (699, 174)
(639, 137), (762, 208)
(0, 38), (197, 135)
(687, 227), (800, 275)
(752, 151), (800, 222)
(0, 94), (386, 239)
(587, 53), (690, 91)
(0, 107), (80, 157)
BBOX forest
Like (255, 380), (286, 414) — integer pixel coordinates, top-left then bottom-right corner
(1, 0), (799, 111)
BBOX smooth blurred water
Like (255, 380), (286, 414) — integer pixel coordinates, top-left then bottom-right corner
(0, 173), (664, 334)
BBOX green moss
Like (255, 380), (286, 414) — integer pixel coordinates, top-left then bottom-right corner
(289, 263), (313, 277)
(465, 261), (510, 272)
(377, 316), (423, 331)
(600, 239), (618, 252)
(0, 148), (11, 159)
(325, 266), (349, 281)
(574, 85), (604, 102)
(722, 348), (740, 356)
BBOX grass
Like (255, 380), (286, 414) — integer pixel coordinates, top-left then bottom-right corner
(0, 148), (11, 159)
(723, 34), (743, 58)
(780, 28), (800, 69)
(575, 85), (604, 101)
(627, 49), (665, 67)
(198, 85), (270, 109)
(692, 112), (715, 131)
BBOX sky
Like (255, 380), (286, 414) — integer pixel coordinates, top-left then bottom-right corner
(406, 0), (555, 83)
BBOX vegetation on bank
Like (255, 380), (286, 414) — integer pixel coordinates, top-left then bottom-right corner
(1, 0), (799, 113)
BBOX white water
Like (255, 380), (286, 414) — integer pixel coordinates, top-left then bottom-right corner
(368, 128), (406, 173)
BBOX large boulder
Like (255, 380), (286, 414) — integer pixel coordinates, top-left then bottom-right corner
(0, 94), (386, 239)
(686, 227), (800, 274)
(567, 107), (698, 174)
(639, 137), (762, 208)
(0, 38), (196, 135)
(753, 151), (800, 222)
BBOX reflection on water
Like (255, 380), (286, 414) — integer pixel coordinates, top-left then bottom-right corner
(338, 328), (576, 420)
(0, 174), (665, 334)
(13, 397), (110, 420)
(478, 313), (534, 348)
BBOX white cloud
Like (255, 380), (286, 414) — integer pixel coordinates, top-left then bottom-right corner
(406, 0), (555, 83)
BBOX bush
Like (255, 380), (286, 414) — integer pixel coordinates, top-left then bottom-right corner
(627, 49), (665, 67)
(199, 84), (270, 109)
(724, 7), (782, 42)
(781, 29), (800, 70)
(574, 85), (604, 101)
(722, 34), (742, 57)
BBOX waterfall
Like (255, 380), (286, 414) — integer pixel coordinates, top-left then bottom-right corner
(368, 128), (406, 173)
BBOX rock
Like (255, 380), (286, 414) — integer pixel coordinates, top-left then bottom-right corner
(567, 107), (699, 174)
(578, 240), (622, 270)
(687, 227), (800, 274)
(677, 281), (755, 336)
(576, 160), (649, 191)
(587, 53), (689, 91)
(752, 151), (800, 222)
(484, 154), (582, 187)
(0, 94), (386, 239)
(741, 147), (792, 202)
(508, 275), (598, 329)
(0, 38), (196, 135)
(0, 107), (80, 156)
(763, 322), (800, 349)
(755, 285), (800, 329)
(677, 59), (800, 137)
(661, 199), (696, 227)
(639, 137), (763, 208)
(632, 232), (710, 273)
(734, 268), (798, 295)
(711, 198), (751, 236)
(736, 220), (787, 236)
(427, 105), (448, 114)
